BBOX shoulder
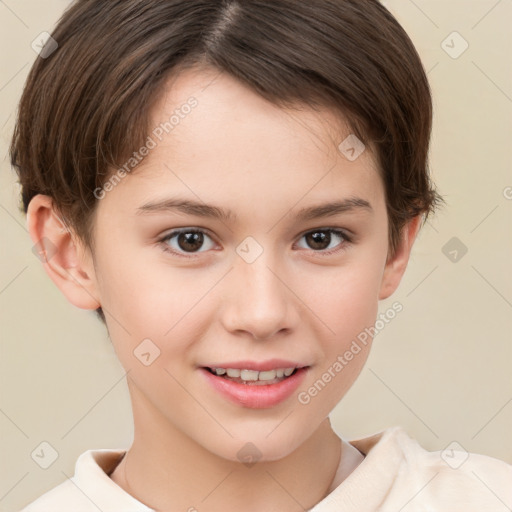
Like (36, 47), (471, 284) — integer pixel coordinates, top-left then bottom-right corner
(20, 478), (96, 512)
(19, 448), (152, 512)
(385, 427), (512, 509)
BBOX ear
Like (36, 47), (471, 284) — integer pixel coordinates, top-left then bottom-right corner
(378, 215), (423, 300)
(26, 194), (101, 310)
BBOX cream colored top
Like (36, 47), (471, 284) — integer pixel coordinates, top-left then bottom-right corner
(20, 426), (512, 511)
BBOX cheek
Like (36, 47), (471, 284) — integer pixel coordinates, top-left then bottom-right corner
(296, 265), (381, 414)
(95, 233), (201, 325)
(98, 258), (222, 372)
(299, 254), (384, 341)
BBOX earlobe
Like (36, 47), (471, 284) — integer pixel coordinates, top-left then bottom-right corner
(378, 215), (423, 300)
(26, 194), (101, 310)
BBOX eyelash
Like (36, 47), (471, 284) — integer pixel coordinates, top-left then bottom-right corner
(158, 228), (353, 259)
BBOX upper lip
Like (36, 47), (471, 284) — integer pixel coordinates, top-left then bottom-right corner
(202, 359), (309, 372)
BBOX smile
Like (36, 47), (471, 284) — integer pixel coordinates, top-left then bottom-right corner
(206, 366), (297, 385)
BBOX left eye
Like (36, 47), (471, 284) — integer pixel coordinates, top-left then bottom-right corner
(295, 229), (349, 254)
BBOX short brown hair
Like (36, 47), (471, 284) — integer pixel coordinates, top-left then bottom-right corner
(10, 0), (444, 324)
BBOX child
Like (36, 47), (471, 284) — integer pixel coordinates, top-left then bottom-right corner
(10, 0), (511, 510)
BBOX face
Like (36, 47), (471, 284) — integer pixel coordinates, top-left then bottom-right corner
(36, 66), (416, 462)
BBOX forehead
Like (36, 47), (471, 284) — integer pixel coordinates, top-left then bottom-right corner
(150, 65), (369, 162)
(100, 66), (385, 224)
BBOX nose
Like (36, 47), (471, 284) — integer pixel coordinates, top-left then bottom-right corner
(220, 253), (299, 341)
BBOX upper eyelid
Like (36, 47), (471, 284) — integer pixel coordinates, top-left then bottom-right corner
(161, 227), (217, 243)
(161, 226), (351, 239)
(296, 226), (352, 239)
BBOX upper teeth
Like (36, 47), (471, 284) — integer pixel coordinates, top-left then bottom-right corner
(213, 367), (296, 381)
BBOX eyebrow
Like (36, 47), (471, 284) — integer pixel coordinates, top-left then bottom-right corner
(136, 196), (373, 222)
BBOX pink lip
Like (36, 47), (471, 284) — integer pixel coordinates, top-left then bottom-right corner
(200, 366), (309, 409)
(202, 359), (306, 372)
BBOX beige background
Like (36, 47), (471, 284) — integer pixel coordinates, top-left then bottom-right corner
(1, 1), (511, 510)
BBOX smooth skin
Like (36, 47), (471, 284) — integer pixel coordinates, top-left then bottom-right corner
(27, 66), (421, 512)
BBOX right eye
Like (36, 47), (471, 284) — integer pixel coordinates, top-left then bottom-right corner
(158, 229), (217, 257)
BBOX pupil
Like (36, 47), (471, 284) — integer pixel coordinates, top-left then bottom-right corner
(178, 232), (203, 252)
(307, 231), (329, 250)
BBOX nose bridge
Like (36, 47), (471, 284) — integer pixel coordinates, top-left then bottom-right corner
(222, 245), (296, 340)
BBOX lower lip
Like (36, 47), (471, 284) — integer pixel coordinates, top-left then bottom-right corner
(200, 367), (308, 409)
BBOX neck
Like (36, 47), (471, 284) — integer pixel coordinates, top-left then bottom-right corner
(110, 381), (363, 512)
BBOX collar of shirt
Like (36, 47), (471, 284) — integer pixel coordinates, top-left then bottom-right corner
(69, 426), (407, 511)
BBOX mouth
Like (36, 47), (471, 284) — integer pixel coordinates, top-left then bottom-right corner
(200, 362), (310, 408)
(203, 366), (301, 386)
